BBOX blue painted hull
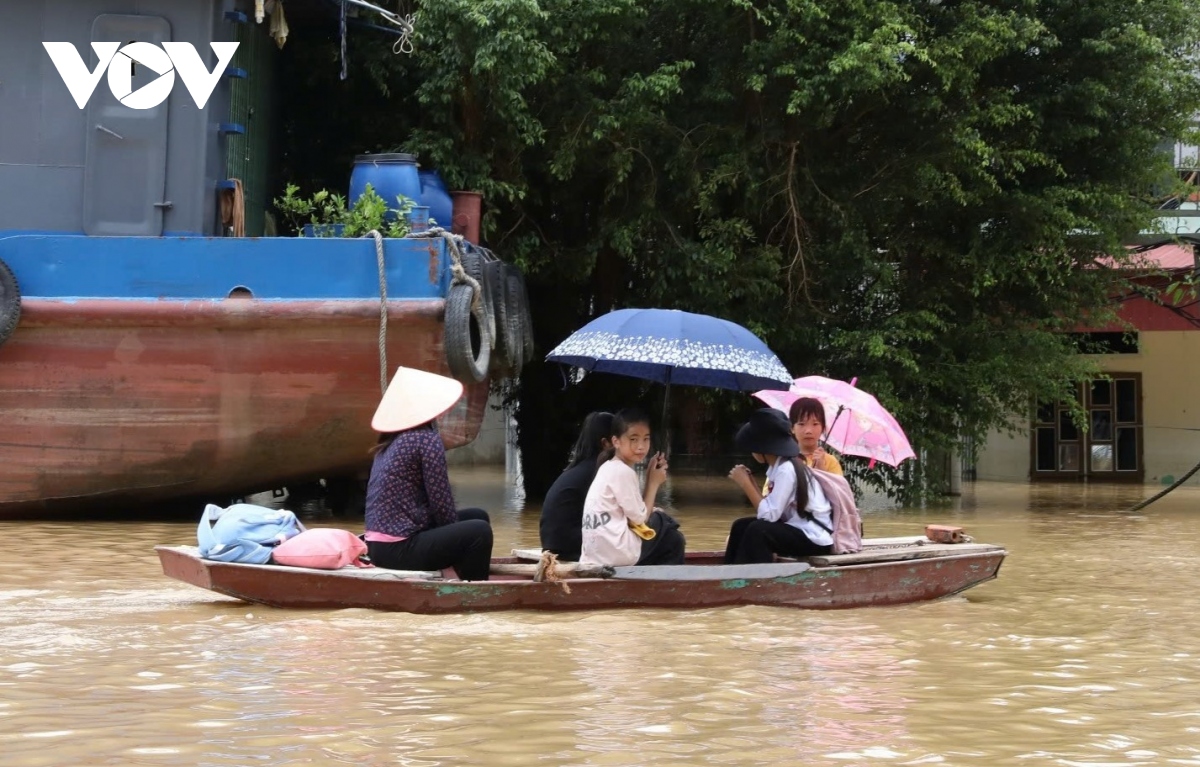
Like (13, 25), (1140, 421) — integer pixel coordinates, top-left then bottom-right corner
(1, 234), (450, 300)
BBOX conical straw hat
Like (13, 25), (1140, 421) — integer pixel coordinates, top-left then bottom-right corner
(371, 367), (464, 432)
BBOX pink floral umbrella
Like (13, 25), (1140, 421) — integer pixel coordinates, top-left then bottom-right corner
(752, 376), (916, 468)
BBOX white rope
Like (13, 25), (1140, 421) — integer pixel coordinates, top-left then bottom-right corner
(366, 230), (388, 394)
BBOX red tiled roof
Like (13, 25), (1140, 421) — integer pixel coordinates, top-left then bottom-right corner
(1127, 243), (1194, 270)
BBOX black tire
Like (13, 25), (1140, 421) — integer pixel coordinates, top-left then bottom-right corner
(444, 282), (490, 383)
(0, 256), (21, 348)
(461, 247), (494, 345)
(502, 265), (527, 377)
(486, 259), (516, 375)
(515, 270), (535, 364)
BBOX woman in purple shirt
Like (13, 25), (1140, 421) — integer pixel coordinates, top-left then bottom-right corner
(364, 367), (494, 580)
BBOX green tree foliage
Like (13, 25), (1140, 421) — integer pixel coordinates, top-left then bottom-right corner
(277, 0), (1200, 498)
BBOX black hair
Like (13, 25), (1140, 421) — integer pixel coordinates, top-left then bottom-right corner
(596, 407), (652, 465)
(568, 411), (615, 468)
(789, 397), (827, 430)
(788, 456), (812, 513)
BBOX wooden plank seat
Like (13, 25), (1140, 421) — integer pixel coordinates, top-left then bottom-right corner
(802, 542), (1004, 567)
(610, 563), (811, 581)
(512, 547), (547, 561)
(512, 537), (939, 562)
(489, 562), (614, 579)
(513, 539), (1003, 570)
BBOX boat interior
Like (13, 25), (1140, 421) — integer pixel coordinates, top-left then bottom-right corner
(160, 532), (1007, 583)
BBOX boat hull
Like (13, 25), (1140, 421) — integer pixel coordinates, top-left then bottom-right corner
(0, 235), (494, 515)
(156, 546), (1007, 613)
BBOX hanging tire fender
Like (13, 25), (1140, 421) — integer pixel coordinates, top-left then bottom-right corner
(514, 270), (535, 365)
(0, 256), (21, 348)
(500, 264), (527, 376)
(485, 259), (516, 375)
(461, 246), (494, 345)
(444, 282), (490, 383)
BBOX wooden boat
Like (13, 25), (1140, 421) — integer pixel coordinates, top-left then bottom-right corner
(155, 533), (1007, 613)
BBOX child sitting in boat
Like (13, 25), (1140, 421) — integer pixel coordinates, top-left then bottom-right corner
(790, 397), (844, 475)
(726, 408), (833, 563)
(363, 367), (494, 581)
(539, 411), (614, 561)
(580, 408), (686, 567)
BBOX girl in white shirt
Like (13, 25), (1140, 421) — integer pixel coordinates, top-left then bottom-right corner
(581, 408), (686, 567)
(726, 408), (833, 563)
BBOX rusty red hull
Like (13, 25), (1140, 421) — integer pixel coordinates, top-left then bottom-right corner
(156, 547), (1006, 613)
(0, 298), (489, 514)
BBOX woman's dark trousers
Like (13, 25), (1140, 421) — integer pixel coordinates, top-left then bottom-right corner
(367, 507), (494, 580)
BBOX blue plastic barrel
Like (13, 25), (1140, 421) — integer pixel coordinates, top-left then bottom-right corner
(418, 169), (454, 229)
(349, 153), (421, 219)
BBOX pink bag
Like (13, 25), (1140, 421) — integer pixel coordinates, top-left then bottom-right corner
(270, 528), (371, 570)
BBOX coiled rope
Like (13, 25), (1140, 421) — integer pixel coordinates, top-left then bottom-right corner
(409, 227), (484, 310)
(534, 550), (571, 593)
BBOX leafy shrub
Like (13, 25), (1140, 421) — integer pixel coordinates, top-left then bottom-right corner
(274, 183), (413, 238)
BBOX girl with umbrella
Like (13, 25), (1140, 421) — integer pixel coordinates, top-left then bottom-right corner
(580, 409), (686, 567)
(790, 397), (844, 475)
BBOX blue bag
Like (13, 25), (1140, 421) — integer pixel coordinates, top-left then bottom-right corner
(197, 503), (305, 564)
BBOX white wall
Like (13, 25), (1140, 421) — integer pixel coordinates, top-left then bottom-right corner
(975, 331), (1200, 485)
(446, 391), (509, 466)
(975, 422), (1034, 483)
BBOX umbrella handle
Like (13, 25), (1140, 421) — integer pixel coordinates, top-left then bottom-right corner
(661, 382), (672, 460)
(825, 404), (846, 442)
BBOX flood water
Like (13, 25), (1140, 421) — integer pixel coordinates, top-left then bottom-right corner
(3, 471), (1199, 767)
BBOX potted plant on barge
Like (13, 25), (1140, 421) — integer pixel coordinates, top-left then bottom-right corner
(274, 183), (414, 238)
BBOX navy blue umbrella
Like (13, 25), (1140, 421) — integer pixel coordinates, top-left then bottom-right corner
(546, 308), (793, 392)
(547, 308), (792, 457)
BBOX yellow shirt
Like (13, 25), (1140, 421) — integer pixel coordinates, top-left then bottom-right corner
(808, 452), (844, 476)
(762, 453), (844, 494)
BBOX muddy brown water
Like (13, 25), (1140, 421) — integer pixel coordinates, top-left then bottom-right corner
(2, 471), (1199, 766)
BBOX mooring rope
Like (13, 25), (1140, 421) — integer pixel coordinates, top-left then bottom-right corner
(534, 550), (571, 594)
(366, 229), (388, 394)
(1128, 458), (1200, 512)
(409, 227), (483, 309)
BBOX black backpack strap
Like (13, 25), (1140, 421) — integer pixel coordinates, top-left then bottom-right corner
(789, 457), (833, 534)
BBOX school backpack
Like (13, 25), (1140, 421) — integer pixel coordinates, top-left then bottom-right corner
(790, 459), (863, 554)
(197, 503), (305, 564)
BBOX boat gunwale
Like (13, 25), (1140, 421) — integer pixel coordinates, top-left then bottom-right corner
(154, 543), (1008, 585)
